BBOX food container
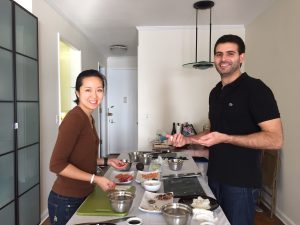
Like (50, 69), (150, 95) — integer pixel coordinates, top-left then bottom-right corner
(128, 151), (141, 162)
(119, 159), (132, 171)
(108, 190), (135, 213)
(161, 203), (192, 225)
(138, 153), (153, 165)
(142, 180), (161, 192)
(168, 158), (184, 171)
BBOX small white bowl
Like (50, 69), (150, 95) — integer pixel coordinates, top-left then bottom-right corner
(143, 180), (161, 192)
(127, 217), (143, 225)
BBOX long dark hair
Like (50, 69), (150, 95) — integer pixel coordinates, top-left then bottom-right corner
(74, 69), (107, 105)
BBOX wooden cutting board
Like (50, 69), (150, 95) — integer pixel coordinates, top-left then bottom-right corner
(76, 185), (135, 216)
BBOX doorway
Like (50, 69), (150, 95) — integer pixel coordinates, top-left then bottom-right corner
(58, 38), (81, 123)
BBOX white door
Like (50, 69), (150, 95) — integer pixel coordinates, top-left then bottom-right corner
(107, 68), (138, 154)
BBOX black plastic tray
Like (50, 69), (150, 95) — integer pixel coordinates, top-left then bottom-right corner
(163, 176), (206, 198)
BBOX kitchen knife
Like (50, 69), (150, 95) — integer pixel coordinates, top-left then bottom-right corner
(73, 216), (135, 225)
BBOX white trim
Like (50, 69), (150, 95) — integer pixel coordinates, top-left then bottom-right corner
(57, 32), (61, 126)
(39, 210), (49, 225)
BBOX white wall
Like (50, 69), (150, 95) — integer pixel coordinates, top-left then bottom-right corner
(246, 0), (300, 224)
(32, 0), (106, 221)
(137, 26), (244, 150)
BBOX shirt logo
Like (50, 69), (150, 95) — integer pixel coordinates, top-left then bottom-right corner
(228, 102), (234, 107)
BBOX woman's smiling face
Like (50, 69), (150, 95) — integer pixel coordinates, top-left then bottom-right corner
(76, 76), (104, 115)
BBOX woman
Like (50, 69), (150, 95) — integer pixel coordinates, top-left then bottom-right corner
(48, 69), (126, 225)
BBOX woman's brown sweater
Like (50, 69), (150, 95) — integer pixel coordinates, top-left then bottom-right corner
(50, 106), (99, 197)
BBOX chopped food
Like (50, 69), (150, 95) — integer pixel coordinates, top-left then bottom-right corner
(115, 173), (133, 182)
(148, 199), (156, 204)
(191, 196), (210, 209)
(118, 161), (127, 166)
(155, 192), (173, 200)
(141, 172), (159, 180)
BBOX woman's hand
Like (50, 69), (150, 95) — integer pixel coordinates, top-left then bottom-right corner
(94, 176), (116, 191)
(108, 158), (128, 170)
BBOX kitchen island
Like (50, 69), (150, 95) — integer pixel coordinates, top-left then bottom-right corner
(66, 152), (230, 225)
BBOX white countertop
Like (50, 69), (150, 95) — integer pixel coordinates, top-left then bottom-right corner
(66, 152), (230, 225)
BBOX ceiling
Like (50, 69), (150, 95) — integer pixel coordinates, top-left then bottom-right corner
(45, 0), (275, 57)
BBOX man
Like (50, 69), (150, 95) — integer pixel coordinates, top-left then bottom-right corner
(169, 34), (283, 225)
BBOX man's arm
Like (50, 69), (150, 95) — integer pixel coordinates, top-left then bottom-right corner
(196, 118), (283, 150)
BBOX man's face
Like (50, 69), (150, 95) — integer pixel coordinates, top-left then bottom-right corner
(214, 42), (244, 77)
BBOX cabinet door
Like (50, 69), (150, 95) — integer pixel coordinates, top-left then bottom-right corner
(0, 2), (40, 225)
(0, 2), (15, 224)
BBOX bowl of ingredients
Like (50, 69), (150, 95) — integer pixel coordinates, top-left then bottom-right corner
(118, 159), (132, 171)
(143, 179), (161, 192)
(161, 203), (192, 225)
(128, 151), (141, 162)
(138, 153), (153, 165)
(108, 190), (135, 213)
(168, 158), (184, 171)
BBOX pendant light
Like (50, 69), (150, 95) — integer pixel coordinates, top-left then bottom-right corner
(183, 0), (215, 70)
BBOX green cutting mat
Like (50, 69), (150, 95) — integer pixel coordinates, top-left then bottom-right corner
(76, 185), (136, 216)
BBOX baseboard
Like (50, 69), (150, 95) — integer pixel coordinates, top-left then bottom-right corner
(275, 207), (297, 225)
(261, 202), (296, 225)
(40, 210), (49, 225)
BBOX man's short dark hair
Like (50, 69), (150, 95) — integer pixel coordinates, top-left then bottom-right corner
(214, 34), (245, 55)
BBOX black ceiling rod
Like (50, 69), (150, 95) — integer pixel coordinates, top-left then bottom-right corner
(209, 7), (212, 63)
(195, 7), (198, 63)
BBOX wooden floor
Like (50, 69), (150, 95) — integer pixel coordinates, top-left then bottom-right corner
(254, 203), (284, 225)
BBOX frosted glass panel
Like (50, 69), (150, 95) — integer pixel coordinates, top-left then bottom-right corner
(0, 153), (14, 208)
(18, 144), (39, 195)
(15, 5), (37, 59)
(17, 103), (39, 148)
(0, 49), (13, 101)
(16, 54), (38, 101)
(0, 0), (12, 49)
(0, 103), (14, 154)
(19, 185), (39, 225)
(0, 202), (15, 225)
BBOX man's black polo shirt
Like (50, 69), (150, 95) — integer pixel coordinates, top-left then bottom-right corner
(207, 73), (280, 188)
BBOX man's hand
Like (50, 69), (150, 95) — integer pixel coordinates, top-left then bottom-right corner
(195, 132), (227, 147)
(166, 133), (190, 147)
